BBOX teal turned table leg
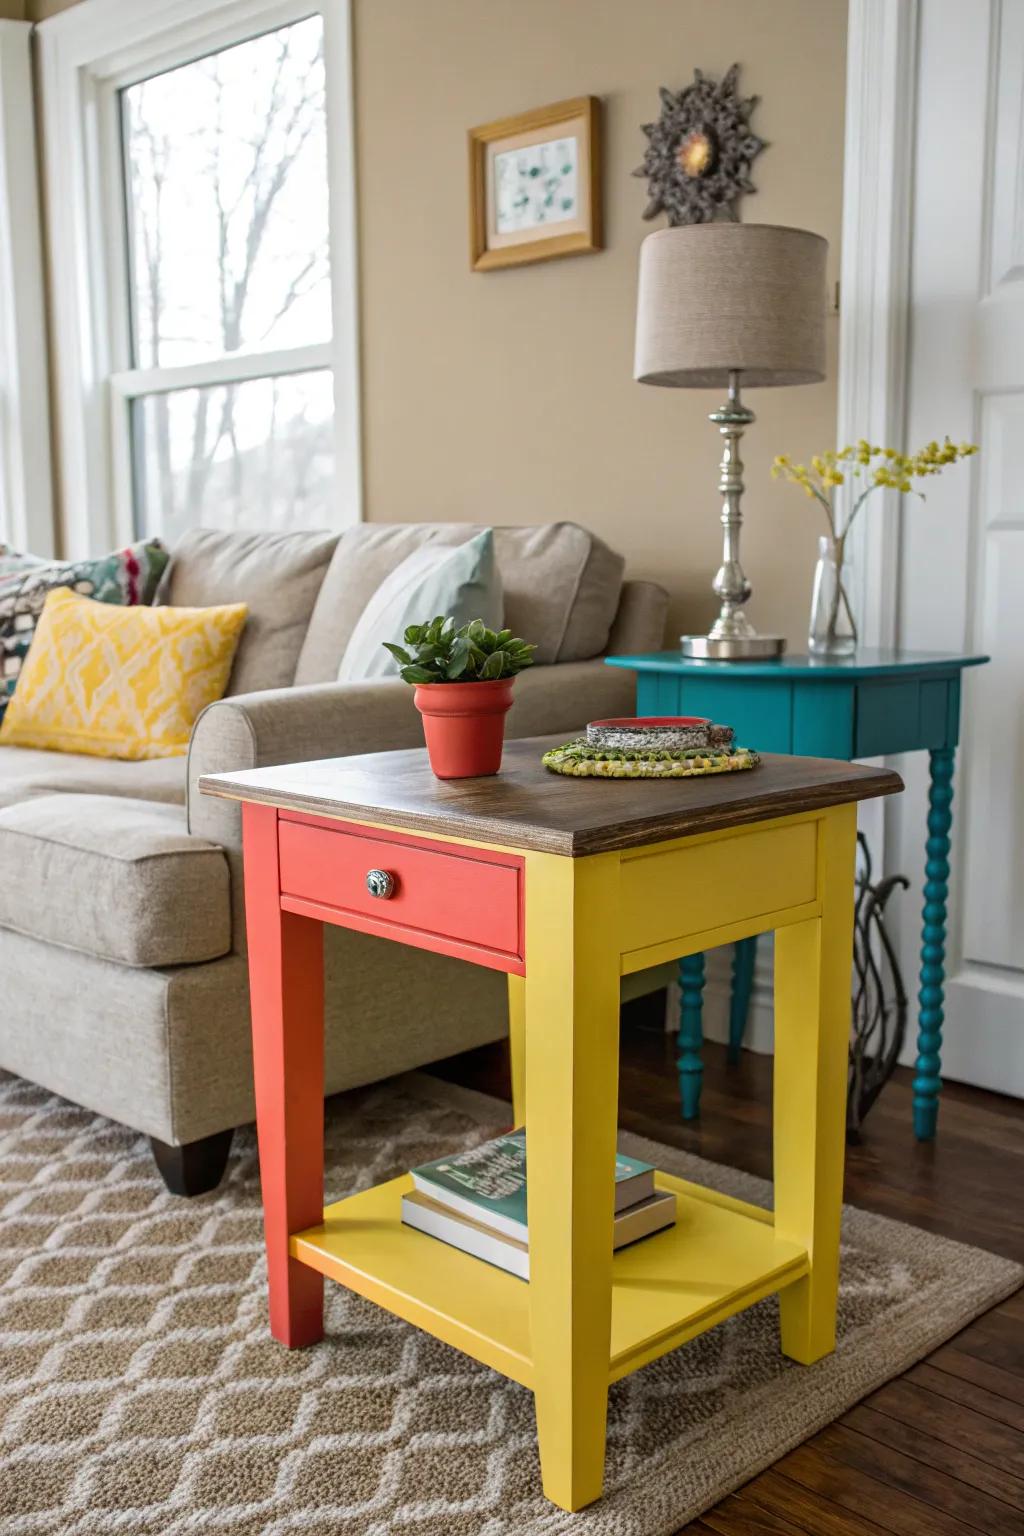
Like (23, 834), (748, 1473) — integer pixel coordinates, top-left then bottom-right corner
(678, 952), (706, 1119)
(728, 936), (758, 1063)
(914, 747), (954, 1141)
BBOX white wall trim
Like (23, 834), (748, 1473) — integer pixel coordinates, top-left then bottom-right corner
(837, 0), (919, 652)
(322, 0), (362, 537)
(0, 21), (54, 556)
(110, 343), (334, 401)
(37, 0), (361, 557)
(945, 961), (1024, 1099)
(835, 0), (921, 893)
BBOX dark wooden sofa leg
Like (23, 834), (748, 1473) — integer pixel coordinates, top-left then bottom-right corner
(150, 1128), (235, 1196)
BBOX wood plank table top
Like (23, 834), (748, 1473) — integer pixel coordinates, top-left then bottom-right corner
(200, 736), (903, 857)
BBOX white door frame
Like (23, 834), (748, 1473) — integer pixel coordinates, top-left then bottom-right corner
(836, 0), (920, 961)
(837, 0), (920, 654)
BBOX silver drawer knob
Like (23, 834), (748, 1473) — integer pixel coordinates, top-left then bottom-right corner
(365, 868), (395, 900)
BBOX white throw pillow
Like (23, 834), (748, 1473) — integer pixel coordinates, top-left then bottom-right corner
(337, 529), (503, 682)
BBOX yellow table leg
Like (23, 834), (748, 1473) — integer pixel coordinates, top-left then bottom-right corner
(773, 803), (857, 1364)
(524, 849), (621, 1512)
(507, 973), (526, 1128)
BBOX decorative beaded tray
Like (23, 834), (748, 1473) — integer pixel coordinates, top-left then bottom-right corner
(542, 740), (761, 779)
(586, 716), (735, 752)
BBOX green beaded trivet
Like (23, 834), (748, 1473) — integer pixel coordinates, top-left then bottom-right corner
(541, 740), (761, 779)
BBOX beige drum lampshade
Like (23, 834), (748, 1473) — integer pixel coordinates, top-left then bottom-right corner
(634, 224), (828, 388)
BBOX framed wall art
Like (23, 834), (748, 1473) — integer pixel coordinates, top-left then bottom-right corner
(468, 96), (602, 272)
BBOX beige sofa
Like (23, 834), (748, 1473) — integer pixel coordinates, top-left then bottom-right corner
(0, 522), (667, 1193)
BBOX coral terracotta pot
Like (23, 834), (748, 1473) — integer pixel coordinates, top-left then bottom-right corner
(413, 678), (515, 778)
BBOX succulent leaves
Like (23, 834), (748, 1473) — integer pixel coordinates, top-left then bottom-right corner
(384, 617), (537, 686)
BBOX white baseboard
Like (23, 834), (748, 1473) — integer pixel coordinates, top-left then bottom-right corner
(916, 965), (1024, 1100)
(663, 948), (1023, 1104)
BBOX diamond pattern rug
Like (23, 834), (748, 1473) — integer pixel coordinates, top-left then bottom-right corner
(0, 1068), (1019, 1535)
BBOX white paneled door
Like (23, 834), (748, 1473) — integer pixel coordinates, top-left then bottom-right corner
(892, 0), (1024, 1098)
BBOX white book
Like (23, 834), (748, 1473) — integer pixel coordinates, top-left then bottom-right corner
(401, 1187), (677, 1280)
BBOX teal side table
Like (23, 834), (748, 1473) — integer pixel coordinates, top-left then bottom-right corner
(605, 649), (988, 1140)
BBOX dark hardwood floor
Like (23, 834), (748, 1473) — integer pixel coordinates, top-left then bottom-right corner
(429, 1016), (1024, 1536)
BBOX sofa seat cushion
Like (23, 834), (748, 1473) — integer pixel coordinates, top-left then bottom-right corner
(0, 746), (186, 810)
(0, 794), (230, 966)
(295, 521), (624, 681)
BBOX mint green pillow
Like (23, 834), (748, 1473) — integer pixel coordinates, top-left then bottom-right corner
(337, 530), (503, 682)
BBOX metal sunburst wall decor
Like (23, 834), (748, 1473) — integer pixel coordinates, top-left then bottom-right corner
(634, 63), (765, 225)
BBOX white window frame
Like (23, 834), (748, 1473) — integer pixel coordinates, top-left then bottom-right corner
(0, 21), (54, 555)
(37, 0), (361, 557)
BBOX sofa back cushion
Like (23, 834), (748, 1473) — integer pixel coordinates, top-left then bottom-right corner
(494, 522), (624, 664)
(161, 528), (338, 695)
(295, 521), (623, 683)
(338, 529), (503, 682)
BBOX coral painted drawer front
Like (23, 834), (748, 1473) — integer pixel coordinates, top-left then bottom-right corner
(277, 816), (524, 972)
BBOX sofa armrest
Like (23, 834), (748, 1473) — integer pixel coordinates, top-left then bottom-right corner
(187, 678), (422, 847)
(187, 659), (636, 851)
(607, 579), (669, 655)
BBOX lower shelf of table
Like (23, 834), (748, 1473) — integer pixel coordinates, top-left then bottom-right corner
(290, 1170), (808, 1390)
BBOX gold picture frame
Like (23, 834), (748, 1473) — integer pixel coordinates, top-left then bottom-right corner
(468, 96), (603, 272)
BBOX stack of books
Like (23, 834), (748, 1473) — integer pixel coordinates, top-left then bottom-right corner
(401, 1128), (675, 1279)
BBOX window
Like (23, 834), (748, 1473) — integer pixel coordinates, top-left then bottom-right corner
(118, 16), (333, 542)
(38, 0), (359, 556)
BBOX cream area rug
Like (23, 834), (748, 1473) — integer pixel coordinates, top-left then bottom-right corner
(0, 1069), (1020, 1536)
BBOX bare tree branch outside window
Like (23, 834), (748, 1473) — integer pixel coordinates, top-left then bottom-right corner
(121, 16), (334, 541)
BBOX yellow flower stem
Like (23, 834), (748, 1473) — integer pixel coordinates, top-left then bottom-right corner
(807, 485), (838, 539)
(843, 484), (882, 534)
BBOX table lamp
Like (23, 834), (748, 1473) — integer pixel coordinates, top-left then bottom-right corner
(634, 223), (827, 658)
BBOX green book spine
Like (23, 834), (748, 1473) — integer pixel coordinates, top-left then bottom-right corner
(410, 1129), (655, 1240)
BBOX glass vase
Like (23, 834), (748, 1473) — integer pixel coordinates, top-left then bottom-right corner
(808, 535), (857, 657)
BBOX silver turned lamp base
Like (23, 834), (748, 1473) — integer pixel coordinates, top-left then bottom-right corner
(682, 369), (786, 661)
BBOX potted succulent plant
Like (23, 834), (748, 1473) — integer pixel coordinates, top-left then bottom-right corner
(384, 617), (537, 778)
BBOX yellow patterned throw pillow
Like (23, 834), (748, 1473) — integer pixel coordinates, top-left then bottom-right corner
(0, 587), (248, 760)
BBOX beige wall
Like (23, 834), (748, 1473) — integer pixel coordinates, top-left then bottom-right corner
(29, 1), (79, 18)
(20, 0), (847, 644)
(0, 1), (79, 17)
(353, 0), (847, 646)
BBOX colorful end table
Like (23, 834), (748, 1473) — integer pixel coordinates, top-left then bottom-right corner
(201, 737), (899, 1511)
(605, 649), (988, 1140)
